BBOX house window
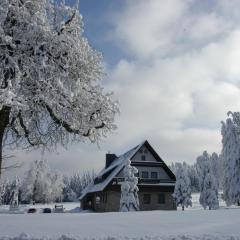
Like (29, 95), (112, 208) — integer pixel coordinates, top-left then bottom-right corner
(143, 194), (151, 204)
(135, 172), (139, 177)
(142, 171), (149, 179)
(158, 193), (165, 204)
(141, 155), (146, 161)
(151, 172), (158, 179)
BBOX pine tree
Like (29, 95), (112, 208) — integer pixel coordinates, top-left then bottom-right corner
(119, 159), (139, 212)
(172, 163), (192, 211)
(221, 112), (240, 206)
(0, 179), (5, 205)
(197, 151), (219, 210)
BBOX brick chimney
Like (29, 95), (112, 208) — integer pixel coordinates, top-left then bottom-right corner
(105, 153), (117, 168)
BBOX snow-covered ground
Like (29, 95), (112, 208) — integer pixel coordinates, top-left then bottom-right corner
(0, 194), (239, 240)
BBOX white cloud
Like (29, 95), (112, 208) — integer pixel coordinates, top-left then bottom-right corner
(112, 0), (190, 58)
(104, 20), (240, 165)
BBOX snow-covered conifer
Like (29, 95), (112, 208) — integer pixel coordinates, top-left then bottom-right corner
(0, 180), (6, 205)
(221, 112), (240, 206)
(172, 163), (192, 210)
(120, 159), (139, 212)
(196, 151), (219, 210)
(0, 0), (119, 176)
(210, 153), (223, 190)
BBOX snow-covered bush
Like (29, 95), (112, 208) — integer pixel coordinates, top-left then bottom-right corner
(120, 159), (139, 212)
(21, 160), (64, 203)
(0, 0), (119, 176)
(196, 151), (219, 210)
(172, 163), (192, 210)
(221, 112), (240, 206)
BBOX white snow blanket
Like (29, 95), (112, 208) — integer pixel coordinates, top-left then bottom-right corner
(0, 209), (239, 239)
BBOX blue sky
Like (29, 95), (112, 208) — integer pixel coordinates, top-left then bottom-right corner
(6, 0), (240, 178)
(73, 0), (126, 66)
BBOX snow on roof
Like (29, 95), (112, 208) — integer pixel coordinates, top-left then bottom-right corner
(79, 141), (145, 200)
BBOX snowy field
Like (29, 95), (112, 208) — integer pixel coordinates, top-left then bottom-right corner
(0, 194), (239, 240)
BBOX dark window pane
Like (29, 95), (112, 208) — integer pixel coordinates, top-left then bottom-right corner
(142, 171), (149, 179)
(158, 193), (165, 204)
(141, 155), (146, 161)
(151, 172), (158, 179)
(143, 194), (151, 204)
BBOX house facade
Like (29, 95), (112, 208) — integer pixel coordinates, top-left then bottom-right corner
(80, 140), (176, 212)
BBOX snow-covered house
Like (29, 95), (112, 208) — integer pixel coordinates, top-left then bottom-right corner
(80, 140), (176, 212)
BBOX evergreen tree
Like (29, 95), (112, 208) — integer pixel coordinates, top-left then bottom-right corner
(196, 151), (219, 210)
(120, 159), (139, 212)
(172, 163), (192, 211)
(221, 112), (240, 205)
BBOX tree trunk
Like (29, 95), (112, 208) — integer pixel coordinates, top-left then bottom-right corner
(0, 106), (11, 178)
(182, 205), (185, 211)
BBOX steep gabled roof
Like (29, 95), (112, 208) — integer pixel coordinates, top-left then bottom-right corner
(79, 140), (175, 200)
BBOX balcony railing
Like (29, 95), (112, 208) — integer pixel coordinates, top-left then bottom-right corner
(112, 177), (175, 184)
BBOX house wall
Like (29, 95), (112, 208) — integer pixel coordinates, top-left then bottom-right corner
(90, 189), (176, 212)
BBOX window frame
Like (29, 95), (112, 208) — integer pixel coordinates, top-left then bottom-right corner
(151, 172), (158, 179)
(141, 171), (149, 179)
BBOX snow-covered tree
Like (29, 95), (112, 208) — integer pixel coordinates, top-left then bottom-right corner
(62, 176), (77, 202)
(196, 151), (219, 210)
(210, 153), (223, 190)
(0, 0), (119, 176)
(21, 160), (64, 203)
(120, 159), (139, 212)
(10, 176), (19, 205)
(172, 163), (192, 211)
(0, 180), (6, 205)
(221, 112), (240, 206)
(170, 162), (200, 192)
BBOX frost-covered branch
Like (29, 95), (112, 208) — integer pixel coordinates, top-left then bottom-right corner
(0, 0), (119, 175)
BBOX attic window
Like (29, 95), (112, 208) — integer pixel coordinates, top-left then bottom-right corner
(141, 155), (146, 161)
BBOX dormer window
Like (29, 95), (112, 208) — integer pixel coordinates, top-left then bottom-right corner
(141, 155), (146, 161)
